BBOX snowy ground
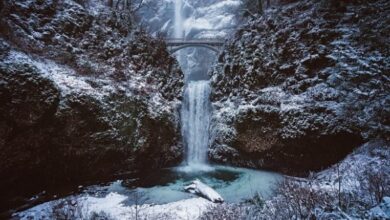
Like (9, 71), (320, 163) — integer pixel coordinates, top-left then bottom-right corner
(14, 165), (281, 219)
(14, 142), (389, 220)
(201, 141), (389, 219)
(261, 141), (390, 219)
(16, 193), (213, 220)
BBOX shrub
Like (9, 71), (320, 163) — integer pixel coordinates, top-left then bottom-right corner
(51, 198), (114, 220)
(201, 204), (253, 220)
(263, 178), (333, 219)
(359, 166), (390, 206)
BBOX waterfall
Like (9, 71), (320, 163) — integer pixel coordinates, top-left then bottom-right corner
(174, 0), (183, 38)
(181, 81), (211, 166)
(174, 0), (212, 169)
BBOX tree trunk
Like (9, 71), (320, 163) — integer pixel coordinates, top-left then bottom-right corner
(116, 0), (122, 9)
(108, 0), (113, 7)
(257, 0), (263, 14)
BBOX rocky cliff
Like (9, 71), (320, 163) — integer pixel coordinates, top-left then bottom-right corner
(209, 0), (390, 174)
(0, 0), (183, 203)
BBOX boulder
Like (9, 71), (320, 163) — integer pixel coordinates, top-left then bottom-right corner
(185, 180), (224, 203)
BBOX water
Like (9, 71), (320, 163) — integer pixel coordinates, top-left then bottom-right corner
(13, 2), (283, 216)
(174, 0), (183, 38)
(181, 81), (211, 167)
(16, 166), (282, 219)
(174, 0), (213, 169)
(128, 166), (282, 204)
(82, 166), (282, 205)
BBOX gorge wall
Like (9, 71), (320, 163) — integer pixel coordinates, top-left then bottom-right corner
(1, 0), (389, 203)
(0, 0), (184, 199)
(209, 0), (390, 174)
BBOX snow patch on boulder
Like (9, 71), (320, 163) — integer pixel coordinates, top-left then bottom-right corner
(185, 180), (224, 203)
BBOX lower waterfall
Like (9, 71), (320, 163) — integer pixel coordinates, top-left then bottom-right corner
(181, 80), (211, 168)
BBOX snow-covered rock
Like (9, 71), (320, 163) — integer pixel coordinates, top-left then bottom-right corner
(0, 0), (184, 211)
(209, 0), (390, 174)
(184, 179), (224, 203)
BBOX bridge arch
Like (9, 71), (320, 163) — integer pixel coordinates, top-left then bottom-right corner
(170, 44), (220, 53)
(166, 38), (224, 54)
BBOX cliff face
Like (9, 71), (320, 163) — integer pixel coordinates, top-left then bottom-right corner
(210, 0), (390, 174)
(0, 0), (183, 197)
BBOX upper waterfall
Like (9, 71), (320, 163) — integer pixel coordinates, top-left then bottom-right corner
(174, 0), (183, 38)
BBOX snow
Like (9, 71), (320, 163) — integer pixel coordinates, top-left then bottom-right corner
(17, 192), (214, 220)
(85, 0), (109, 16)
(181, 0), (241, 36)
(367, 197), (390, 219)
(16, 165), (281, 219)
(314, 142), (389, 193)
(184, 17), (212, 32)
(280, 95), (305, 111)
(3, 49), (178, 119)
(369, 201), (390, 220)
(184, 180), (224, 203)
(4, 51), (109, 99)
(253, 141), (390, 219)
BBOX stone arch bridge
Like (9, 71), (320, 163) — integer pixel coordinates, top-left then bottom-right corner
(166, 38), (224, 53)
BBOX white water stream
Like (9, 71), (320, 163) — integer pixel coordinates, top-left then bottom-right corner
(175, 0), (212, 169)
(174, 0), (183, 38)
(181, 80), (211, 167)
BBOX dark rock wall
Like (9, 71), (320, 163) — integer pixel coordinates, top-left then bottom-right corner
(0, 0), (183, 100)
(210, 0), (390, 174)
(0, 0), (184, 201)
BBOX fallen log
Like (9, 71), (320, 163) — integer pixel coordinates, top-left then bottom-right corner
(184, 179), (224, 203)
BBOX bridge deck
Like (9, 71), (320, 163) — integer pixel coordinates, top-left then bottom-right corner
(166, 38), (224, 46)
